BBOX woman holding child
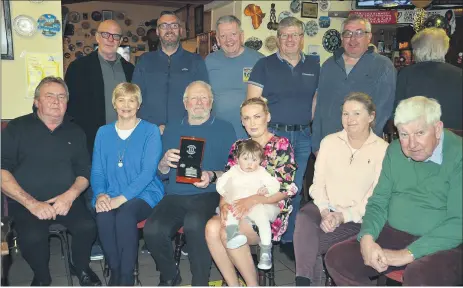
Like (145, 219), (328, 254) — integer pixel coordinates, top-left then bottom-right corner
(205, 97), (298, 286)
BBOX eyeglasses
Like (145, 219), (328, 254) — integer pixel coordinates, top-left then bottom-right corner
(279, 33), (304, 40)
(158, 23), (180, 30)
(341, 30), (370, 39)
(97, 31), (122, 41)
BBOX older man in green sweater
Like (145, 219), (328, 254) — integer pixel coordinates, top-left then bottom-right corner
(325, 96), (462, 286)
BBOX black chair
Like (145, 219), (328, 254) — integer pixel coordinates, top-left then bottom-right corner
(48, 224), (73, 286)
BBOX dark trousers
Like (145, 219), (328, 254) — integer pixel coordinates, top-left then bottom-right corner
(85, 186), (101, 247)
(325, 224), (463, 286)
(96, 198), (152, 284)
(9, 198), (96, 283)
(294, 202), (360, 285)
(143, 193), (220, 286)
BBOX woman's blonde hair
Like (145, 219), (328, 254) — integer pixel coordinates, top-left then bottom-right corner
(240, 97), (269, 115)
(112, 82), (142, 106)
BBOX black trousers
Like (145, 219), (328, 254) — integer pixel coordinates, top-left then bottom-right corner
(96, 198), (152, 284)
(143, 193), (220, 286)
(9, 197), (96, 283)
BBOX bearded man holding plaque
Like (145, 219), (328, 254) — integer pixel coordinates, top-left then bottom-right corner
(143, 81), (236, 286)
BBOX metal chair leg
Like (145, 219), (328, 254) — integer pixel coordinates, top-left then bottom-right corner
(174, 232), (185, 267)
(56, 231), (73, 286)
(134, 254), (141, 286)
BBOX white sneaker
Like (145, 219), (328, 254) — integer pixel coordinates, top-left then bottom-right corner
(257, 252), (272, 270)
(226, 234), (248, 249)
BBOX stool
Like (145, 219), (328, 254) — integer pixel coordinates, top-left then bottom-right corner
(49, 224), (73, 286)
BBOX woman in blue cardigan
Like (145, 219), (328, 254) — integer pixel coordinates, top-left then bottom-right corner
(91, 83), (164, 286)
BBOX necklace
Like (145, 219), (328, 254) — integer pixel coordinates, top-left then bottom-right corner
(117, 138), (130, 168)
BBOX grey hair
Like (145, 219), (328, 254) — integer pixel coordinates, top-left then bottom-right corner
(394, 96), (442, 126)
(34, 76), (69, 100)
(277, 16), (304, 37)
(411, 27), (449, 63)
(183, 80), (214, 101)
(341, 14), (372, 33)
(216, 15), (242, 32)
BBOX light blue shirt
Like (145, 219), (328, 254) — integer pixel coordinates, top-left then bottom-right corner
(425, 131), (444, 165)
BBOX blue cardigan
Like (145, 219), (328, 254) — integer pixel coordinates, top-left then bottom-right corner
(91, 120), (164, 208)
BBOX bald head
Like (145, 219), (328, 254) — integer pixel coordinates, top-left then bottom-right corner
(96, 20), (123, 61)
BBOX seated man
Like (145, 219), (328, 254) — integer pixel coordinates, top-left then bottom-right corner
(1, 77), (101, 286)
(325, 96), (462, 286)
(143, 81), (236, 286)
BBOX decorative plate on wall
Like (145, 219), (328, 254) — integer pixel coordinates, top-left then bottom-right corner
(131, 35), (139, 42)
(91, 28), (97, 36)
(68, 11), (81, 23)
(64, 52), (71, 59)
(116, 12), (125, 20)
(319, 0), (331, 12)
(319, 16), (330, 28)
(136, 27), (146, 36)
(290, 0), (301, 13)
(83, 46), (94, 55)
(264, 35), (278, 52)
(81, 21), (90, 30)
(68, 44), (76, 51)
(244, 37), (263, 51)
(126, 31), (132, 37)
(278, 11), (292, 23)
(305, 20), (319, 37)
(75, 51), (84, 58)
(37, 14), (61, 37)
(13, 15), (37, 37)
(322, 29), (341, 53)
(91, 11), (102, 22)
(124, 19), (132, 26)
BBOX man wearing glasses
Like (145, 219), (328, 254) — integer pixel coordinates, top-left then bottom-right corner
(65, 19), (135, 261)
(247, 16), (320, 246)
(133, 11), (209, 134)
(312, 14), (396, 156)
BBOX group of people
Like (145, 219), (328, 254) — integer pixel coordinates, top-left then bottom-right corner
(1, 9), (461, 287)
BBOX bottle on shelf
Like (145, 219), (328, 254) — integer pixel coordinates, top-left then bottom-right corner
(377, 29), (385, 53)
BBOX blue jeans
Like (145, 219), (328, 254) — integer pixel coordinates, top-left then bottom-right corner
(269, 127), (311, 243)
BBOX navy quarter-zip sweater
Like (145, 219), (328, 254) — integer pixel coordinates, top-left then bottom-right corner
(133, 46), (209, 126)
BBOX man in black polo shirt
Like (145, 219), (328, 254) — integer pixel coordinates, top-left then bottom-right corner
(247, 16), (320, 244)
(1, 77), (101, 286)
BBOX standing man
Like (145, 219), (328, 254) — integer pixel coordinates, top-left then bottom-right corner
(65, 19), (134, 261)
(206, 15), (264, 139)
(312, 14), (396, 155)
(247, 17), (320, 244)
(133, 11), (209, 133)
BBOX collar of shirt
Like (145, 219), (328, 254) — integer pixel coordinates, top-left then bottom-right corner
(276, 50), (305, 67)
(157, 44), (184, 58)
(424, 131), (444, 165)
(180, 115), (216, 126)
(97, 51), (121, 64)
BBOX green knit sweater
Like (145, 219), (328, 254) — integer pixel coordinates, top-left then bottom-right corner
(358, 130), (462, 259)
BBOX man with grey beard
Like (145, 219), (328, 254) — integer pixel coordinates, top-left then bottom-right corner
(132, 11), (209, 134)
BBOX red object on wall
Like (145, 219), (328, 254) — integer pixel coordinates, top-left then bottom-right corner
(349, 10), (397, 24)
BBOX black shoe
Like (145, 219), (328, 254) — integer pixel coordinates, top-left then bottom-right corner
(296, 276), (311, 286)
(70, 265), (102, 286)
(31, 277), (51, 286)
(158, 272), (182, 286)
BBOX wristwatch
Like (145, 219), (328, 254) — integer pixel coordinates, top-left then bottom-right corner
(210, 171), (217, 183)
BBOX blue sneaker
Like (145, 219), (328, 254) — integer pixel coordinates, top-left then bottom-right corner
(90, 244), (104, 261)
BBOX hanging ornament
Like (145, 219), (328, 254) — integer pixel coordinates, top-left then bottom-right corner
(244, 4), (266, 29)
(413, 8), (426, 32)
(267, 3), (278, 31)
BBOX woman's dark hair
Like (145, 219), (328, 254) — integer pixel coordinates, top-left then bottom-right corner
(343, 92), (376, 128)
(237, 139), (264, 161)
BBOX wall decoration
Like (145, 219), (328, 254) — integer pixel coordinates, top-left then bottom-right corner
(116, 12), (125, 20)
(1, 0), (14, 60)
(68, 11), (81, 23)
(319, 0), (331, 12)
(137, 44), (146, 51)
(64, 36), (71, 44)
(64, 52), (71, 59)
(13, 15), (37, 37)
(90, 28), (97, 36)
(75, 51), (84, 59)
(91, 11), (102, 22)
(244, 37), (263, 51)
(136, 27), (145, 36)
(319, 16), (331, 28)
(267, 3), (278, 30)
(68, 44), (75, 51)
(124, 18), (132, 26)
(244, 4), (266, 30)
(349, 10), (397, 25)
(37, 14), (61, 37)
(278, 11), (293, 23)
(83, 46), (93, 55)
(264, 36), (278, 52)
(81, 21), (90, 30)
(126, 31), (132, 37)
(305, 20), (319, 36)
(290, 0), (302, 13)
(76, 40), (83, 48)
(25, 53), (62, 98)
(131, 35), (139, 43)
(64, 23), (74, 36)
(82, 13), (88, 20)
(122, 36), (129, 43)
(102, 10), (113, 21)
(194, 5), (204, 36)
(322, 29), (341, 53)
(301, 2), (318, 19)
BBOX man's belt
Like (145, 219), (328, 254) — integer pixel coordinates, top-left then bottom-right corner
(269, 123), (309, 132)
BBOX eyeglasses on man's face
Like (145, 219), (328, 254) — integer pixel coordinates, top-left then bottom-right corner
(97, 31), (122, 41)
(158, 23), (180, 30)
(279, 33), (304, 40)
(342, 30), (370, 39)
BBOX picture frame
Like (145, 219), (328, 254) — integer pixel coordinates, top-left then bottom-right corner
(1, 0), (14, 60)
(102, 10), (113, 21)
(194, 5), (204, 36)
(301, 2), (318, 19)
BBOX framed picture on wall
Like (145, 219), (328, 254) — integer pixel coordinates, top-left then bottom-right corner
(102, 10), (113, 21)
(1, 0), (14, 60)
(194, 5), (204, 36)
(301, 2), (318, 19)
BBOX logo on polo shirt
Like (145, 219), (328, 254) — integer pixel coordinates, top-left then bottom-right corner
(302, 73), (315, 76)
(243, 67), (252, 82)
(182, 68), (189, 71)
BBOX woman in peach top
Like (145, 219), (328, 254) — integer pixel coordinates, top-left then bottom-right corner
(294, 92), (389, 286)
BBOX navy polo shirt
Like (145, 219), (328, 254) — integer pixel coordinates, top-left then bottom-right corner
(248, 52), (320, 125)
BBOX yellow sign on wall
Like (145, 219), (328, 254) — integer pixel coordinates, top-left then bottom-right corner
(25, 53), (62, 99)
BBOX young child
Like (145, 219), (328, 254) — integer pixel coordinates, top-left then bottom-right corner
(217, 139), (281, 270)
